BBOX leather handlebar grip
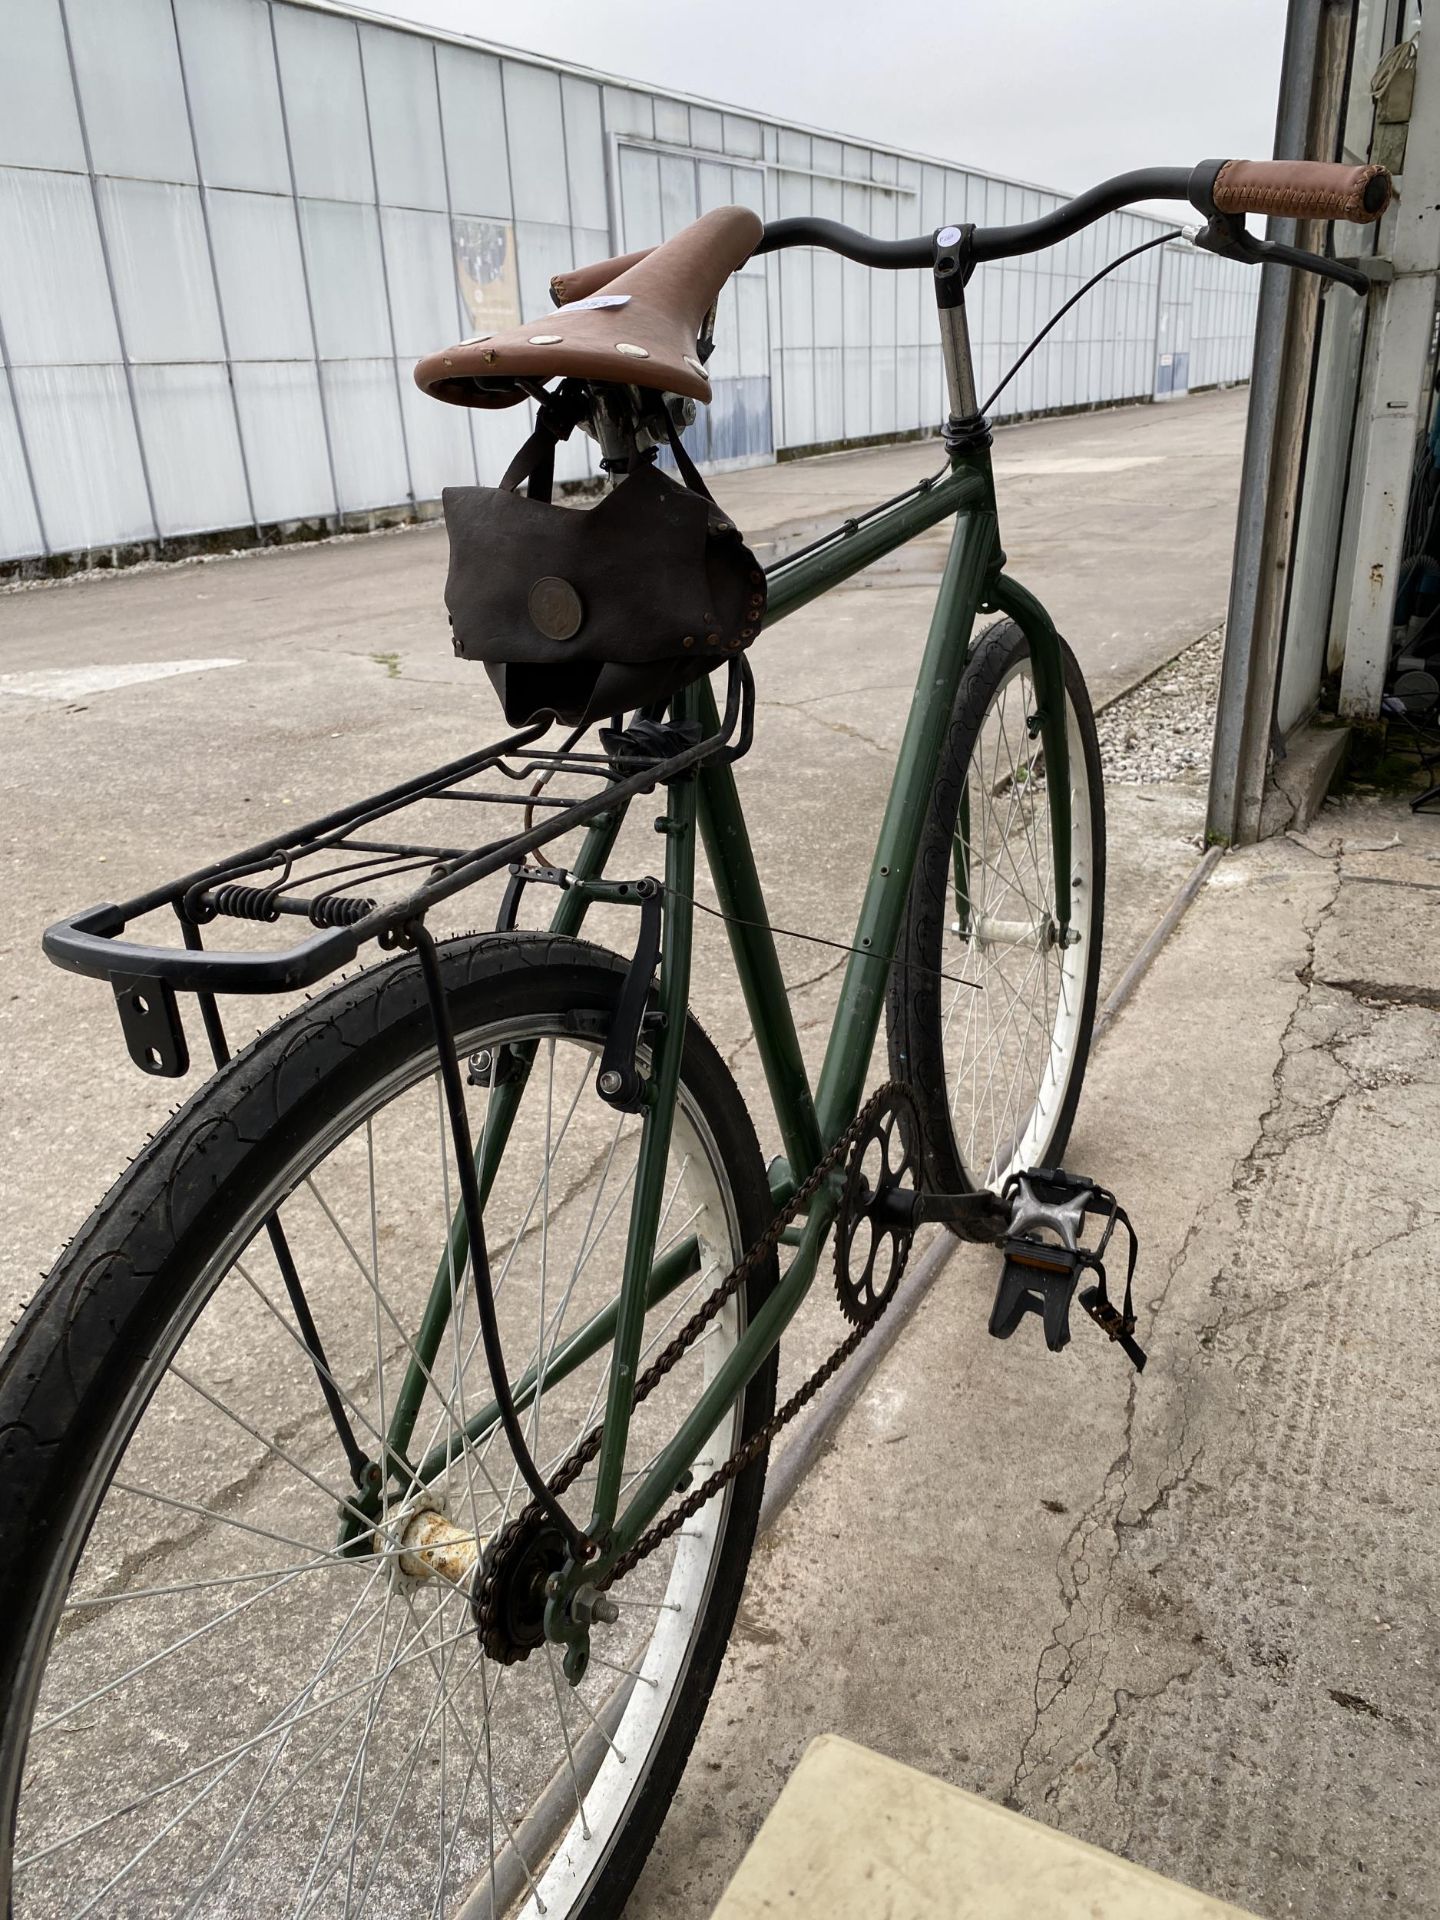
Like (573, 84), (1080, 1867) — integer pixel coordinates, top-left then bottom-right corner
(1211, 159), (1392, 224)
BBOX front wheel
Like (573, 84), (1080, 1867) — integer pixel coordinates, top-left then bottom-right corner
(0, 934), (778, 1919)
(888, 616), (1105, 1194)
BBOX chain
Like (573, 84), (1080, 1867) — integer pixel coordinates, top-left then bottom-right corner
(474, 1083), (904, 1654)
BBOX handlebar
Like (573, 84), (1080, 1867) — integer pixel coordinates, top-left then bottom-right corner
(549, 160), (1393, 317)
(754, 159), (1391, 269)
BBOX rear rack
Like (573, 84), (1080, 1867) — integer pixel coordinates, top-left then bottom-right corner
(44, 659), (754, 1075)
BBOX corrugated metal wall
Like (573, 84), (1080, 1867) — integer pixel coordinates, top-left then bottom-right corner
(0, 0), (1259, 567)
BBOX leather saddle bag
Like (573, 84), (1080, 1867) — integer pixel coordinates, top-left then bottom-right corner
(442, 398), (766, 727)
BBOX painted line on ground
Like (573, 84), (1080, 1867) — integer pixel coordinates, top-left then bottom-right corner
(0, 658), (242, 702)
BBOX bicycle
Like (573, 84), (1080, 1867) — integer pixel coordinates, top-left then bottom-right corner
(0, 153), (1389, 1917)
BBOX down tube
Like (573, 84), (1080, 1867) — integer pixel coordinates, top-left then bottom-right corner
(600, 505), (998, 1567)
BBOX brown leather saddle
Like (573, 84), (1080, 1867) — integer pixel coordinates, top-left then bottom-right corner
(414, 205), (762, 410)
(420, 205), (768, 728)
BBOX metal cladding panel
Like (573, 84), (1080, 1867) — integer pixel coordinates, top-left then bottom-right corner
(173, 0), (290, 194)
(618, 146), (661, 251)
(381, 207), (457, 357)
(654, 96), (689, 147)
(97, 179), (225, 363)
(231, 360), (334, 520)
(502, 62), (570, 226)
(320, 358), (409, 510)
(299, 199), (393, 359)
(777, 128), (809, 171)
(0, 168), (121, 366)
(731, 166), (764, 230)
(814, 347), (843, 445)
(603, 88), (653, 138)
(132, 361), (250, 533)
(697, 159), (732, 219)
(777, 170), (814, 350)
(659, 154), (697, 238)
(436, 46), (511, 218)
(397, 371), (474, 499)
(469, 397), (525, 486)
(722, 114), (762, 159)
(561, 78), (607, 231)
(0, 379), (45, 559)
(0, 0), (85, 172)
(870, 347), (898, 438)
(361, 26), (447, 213)
(272, 6), (372, 203)
(65, 0), (195, 184)
(897, 344), (922, 430)
(13, 363), (154, 549)
(513, 220), (579, 324)
(843, 345), (871, 441)
(734, 274), (769, 378)
(205, 189), (312, 360)
(781, 349), (815, 448)
(691, 107), (723, 152)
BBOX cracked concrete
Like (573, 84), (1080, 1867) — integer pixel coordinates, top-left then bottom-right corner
(630, 797), (1440, 1919)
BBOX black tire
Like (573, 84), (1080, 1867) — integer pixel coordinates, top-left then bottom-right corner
(0, 933), (778, 1919)
(888, 617), (1105, 1196)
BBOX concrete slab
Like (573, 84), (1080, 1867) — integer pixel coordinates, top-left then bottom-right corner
(631, 801), (1440, 1920)
(710, 1734), (1259, 1919)
(0, 389), (1257, 1908)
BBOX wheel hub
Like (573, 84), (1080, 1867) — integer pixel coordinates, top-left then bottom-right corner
(375, 1490), (485, 1588)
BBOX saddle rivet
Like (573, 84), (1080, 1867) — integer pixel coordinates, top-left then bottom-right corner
(482, 349), (497, 363)
(682, 635), (695, 647)
(614, 342), (649, 358)
(528, 334), (563, 345)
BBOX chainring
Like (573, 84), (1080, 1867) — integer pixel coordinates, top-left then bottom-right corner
(833, 1086), (922, 1326)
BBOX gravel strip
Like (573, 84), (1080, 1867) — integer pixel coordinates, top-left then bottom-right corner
(1095, 623), (1224, 784)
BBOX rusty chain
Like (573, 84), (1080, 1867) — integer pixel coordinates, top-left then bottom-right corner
(474, 1083), (906, 1658)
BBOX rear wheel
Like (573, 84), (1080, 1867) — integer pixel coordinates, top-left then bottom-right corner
(888, 617), (1105, 1194)
(0, 934), (777, 1919)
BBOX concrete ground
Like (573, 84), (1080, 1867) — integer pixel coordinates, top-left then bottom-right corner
(0, 387), (1245, 1312)
(17, 383), (1402, 1916)
(633, 796), (1440, 1920)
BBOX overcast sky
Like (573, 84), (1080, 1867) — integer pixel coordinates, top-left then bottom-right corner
(374, 0), (1289, 204)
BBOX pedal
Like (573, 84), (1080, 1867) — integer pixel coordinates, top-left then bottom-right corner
(989, 1167), (1146, 1371)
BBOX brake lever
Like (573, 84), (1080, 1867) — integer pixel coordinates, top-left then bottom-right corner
(1190, 211), (1372, 296)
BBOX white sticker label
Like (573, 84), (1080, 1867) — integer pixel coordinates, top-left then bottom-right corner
(555, 292), (631, 312)
(936, 225), (962, 248)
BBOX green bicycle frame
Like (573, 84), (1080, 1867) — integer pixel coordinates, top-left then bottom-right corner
(372, 431), (1076, 1599)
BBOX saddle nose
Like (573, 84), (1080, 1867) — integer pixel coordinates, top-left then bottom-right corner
(414, 204), (763, 410)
